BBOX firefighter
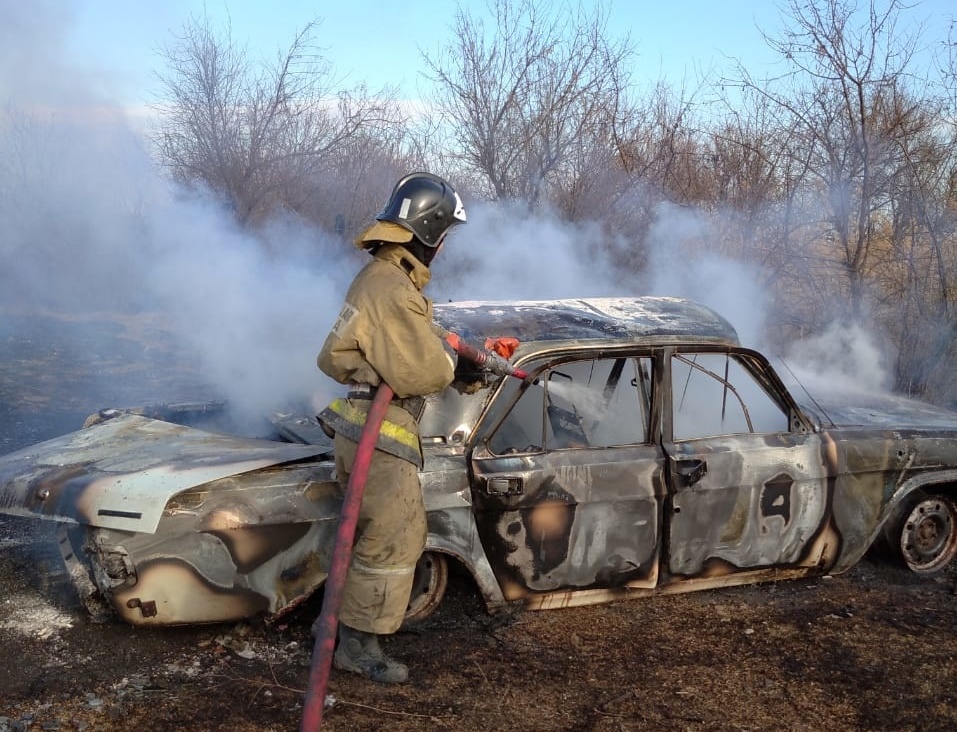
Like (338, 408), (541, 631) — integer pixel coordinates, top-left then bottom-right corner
(315, 172), (466, 684)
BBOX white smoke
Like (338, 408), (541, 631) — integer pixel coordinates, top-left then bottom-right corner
(422, 196), (894, 402)
(778, 321), (892, 396)
(140, 195), (350, 424)
(0, 0), (349, 430)
(433, 200), (631, 302)
(0, 0), (897, 436)
(0, 126), (351, 426)
(434, 198), (772, 348)
(642, 203), (894, 397)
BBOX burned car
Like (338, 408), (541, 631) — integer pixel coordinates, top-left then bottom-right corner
(1, 296), (956, 627)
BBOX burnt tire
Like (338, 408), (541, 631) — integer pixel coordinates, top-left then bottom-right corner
(404, 551), (448, 625)
(57, 523), (112, 621)
(886, 492), (957, 575)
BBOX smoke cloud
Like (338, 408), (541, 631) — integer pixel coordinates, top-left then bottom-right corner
(436, 199), (776, 353)
(0, 0), (352, 430)
(434, 201), (630, 302)
(779, 321), (892, 396)
(642, 202), (771, 349)
(0, 0), (895, 438)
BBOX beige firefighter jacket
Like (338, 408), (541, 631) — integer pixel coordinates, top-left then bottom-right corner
(317, 243), (455, 465)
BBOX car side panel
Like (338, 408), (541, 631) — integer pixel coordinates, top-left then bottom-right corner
(664, 433), (833, 580)
(470, 444), (665, 602)
(419, 451), (509, 608)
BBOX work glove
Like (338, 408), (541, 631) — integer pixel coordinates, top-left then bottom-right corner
(484, 337), (520, 359)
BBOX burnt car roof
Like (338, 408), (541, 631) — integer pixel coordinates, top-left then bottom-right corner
(433, 296), (740, 346)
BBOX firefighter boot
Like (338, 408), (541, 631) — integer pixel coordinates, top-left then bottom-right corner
(334, 624), (409, 684)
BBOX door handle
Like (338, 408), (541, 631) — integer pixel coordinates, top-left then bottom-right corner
(673, 458), (707, 487)
(485, 476), (524, 496)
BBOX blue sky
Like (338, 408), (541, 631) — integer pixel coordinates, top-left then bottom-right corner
(59, 0), (954, 110)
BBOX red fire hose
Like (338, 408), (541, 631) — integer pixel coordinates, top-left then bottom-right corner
(300, 383), (394, 731)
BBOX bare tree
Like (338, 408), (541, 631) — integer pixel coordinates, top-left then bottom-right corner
(423, 0), (635, 209)
(880, 22), (957, 400)
(297, 127), (422, 243)
(712, 0), (957, 401)
(153, 14), (405, 228)
(611, 80), (704, 203)
(734, 0), (925, 320)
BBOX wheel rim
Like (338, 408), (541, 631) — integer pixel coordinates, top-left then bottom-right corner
(404, 551), (448, 624)
(899, 496), (957, 574)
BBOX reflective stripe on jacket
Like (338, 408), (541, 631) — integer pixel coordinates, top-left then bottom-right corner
(317, 397), (423, 467)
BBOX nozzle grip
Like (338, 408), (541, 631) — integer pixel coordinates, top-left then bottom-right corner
(448, 335), (522, 378)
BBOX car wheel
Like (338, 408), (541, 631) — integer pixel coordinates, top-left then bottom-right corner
(892, 492), (957, 575)
(404, 551), (448, 624)
(56, 524), (112, 621)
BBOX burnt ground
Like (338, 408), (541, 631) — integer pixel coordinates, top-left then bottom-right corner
(1, 312), (957, 732)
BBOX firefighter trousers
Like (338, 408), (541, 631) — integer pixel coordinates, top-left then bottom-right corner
(333, 432), (427, 635)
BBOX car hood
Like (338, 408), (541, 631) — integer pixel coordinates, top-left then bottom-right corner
(796, 390), (957, 431)
(0, 413), (330, 533)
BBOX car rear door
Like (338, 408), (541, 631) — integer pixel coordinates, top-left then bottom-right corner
(469, 354), (667, 606)
(662, 348), (831, 581)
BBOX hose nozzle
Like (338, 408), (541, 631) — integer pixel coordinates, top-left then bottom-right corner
(447, 334), (527, 381)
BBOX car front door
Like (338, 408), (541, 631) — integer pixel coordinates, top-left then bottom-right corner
(663, 348), (831, 582)
(469, 354), (666, 606)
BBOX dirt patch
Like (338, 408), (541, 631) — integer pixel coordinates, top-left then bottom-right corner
(2, 547), (955, 732)
(2, 313), (956, 731)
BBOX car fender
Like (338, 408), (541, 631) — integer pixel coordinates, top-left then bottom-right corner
(880, 468), (957, 538)
(425, 511), (508, 611)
